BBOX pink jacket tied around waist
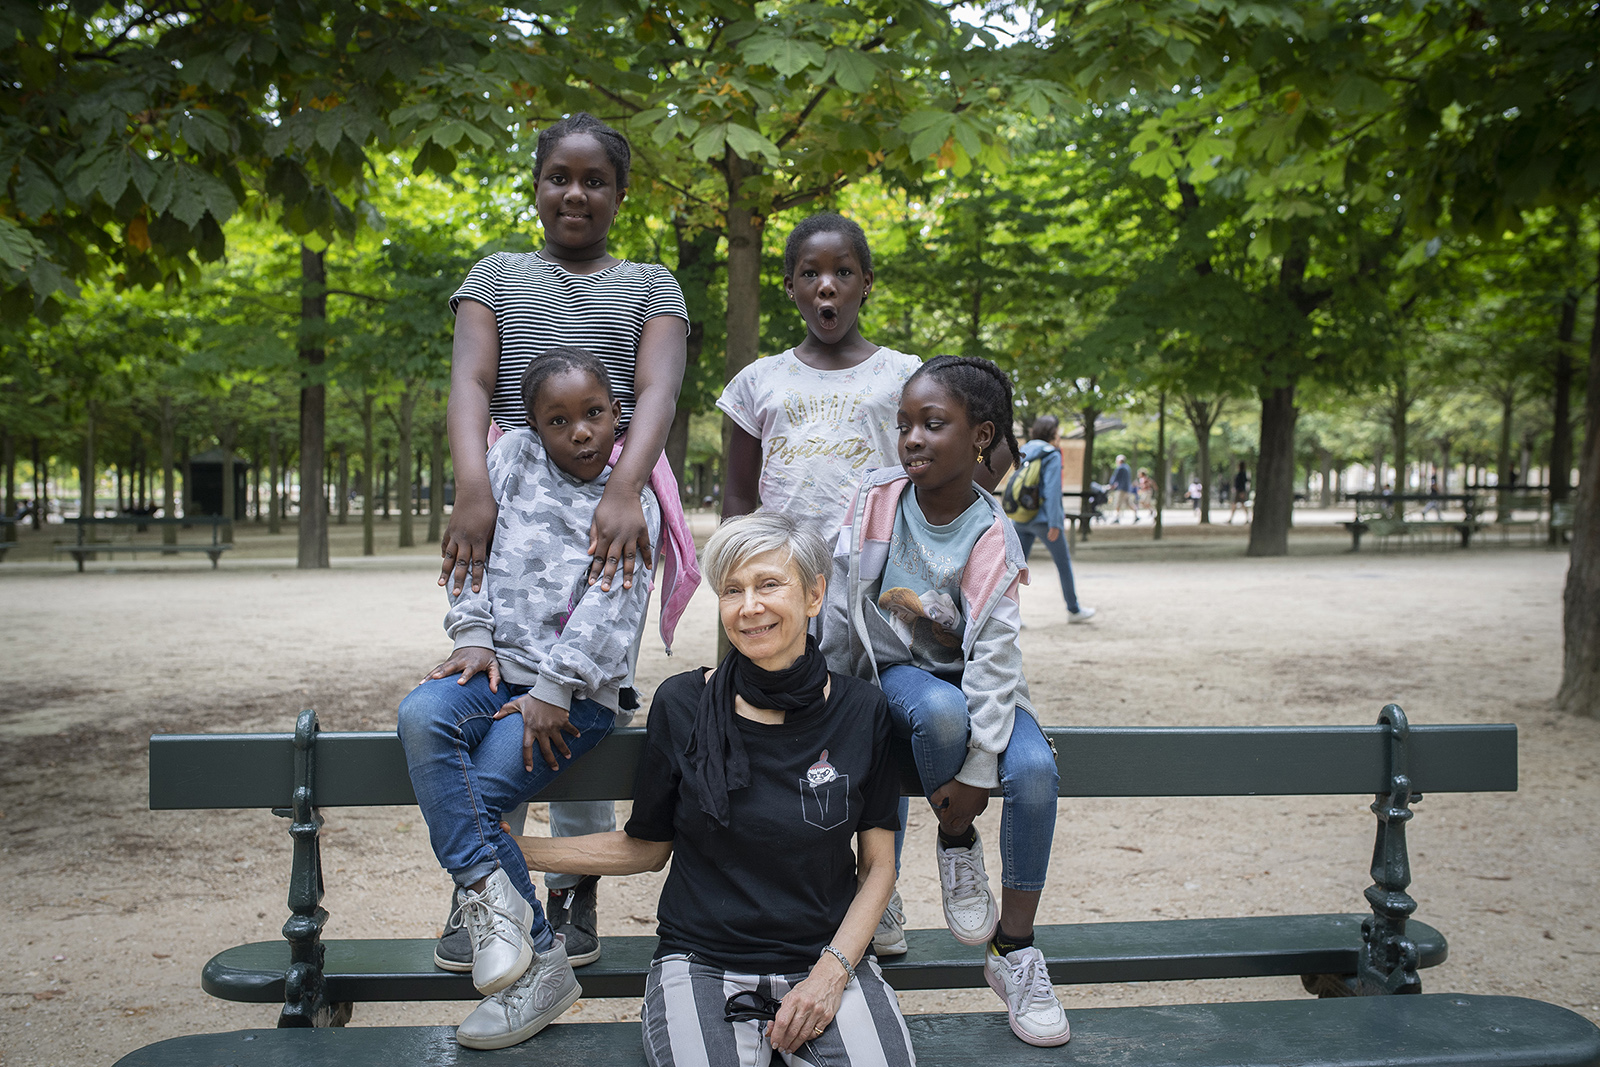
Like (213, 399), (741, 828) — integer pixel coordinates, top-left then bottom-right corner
(485, 423), (700, 653)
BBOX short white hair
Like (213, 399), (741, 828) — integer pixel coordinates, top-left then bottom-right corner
(703, 512), (830, 593)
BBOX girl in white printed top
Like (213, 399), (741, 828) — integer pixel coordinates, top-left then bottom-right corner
(717, 213), (922, 545)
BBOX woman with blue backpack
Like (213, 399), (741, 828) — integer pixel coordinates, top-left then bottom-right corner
(1002, 416), (1094, 624)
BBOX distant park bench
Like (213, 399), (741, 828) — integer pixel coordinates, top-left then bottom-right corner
(113, 703), (1600, 1067)
(1343, 493), (1480, 551)
(53, 515), (233, 571)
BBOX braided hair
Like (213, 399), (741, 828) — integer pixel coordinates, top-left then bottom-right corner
(520, 347), (616, 416)
(907, 355), (1020, 473)
(534, 112), (632, 191)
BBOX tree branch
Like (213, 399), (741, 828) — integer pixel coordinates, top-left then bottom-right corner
(774, 85), (831, 149)
(325, 288), (388, 304)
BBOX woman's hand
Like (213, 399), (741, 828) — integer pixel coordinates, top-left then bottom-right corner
(1046, 526), (1061, 542)
(440, 489), (497, 596)
(421, 647), (500, 690)
(494, 695), (580, 772)
(931, 779), (990, 835)
(768, 954), (849, 1054)
(587, 486), (652, 592)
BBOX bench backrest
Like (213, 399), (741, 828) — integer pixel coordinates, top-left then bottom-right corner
(149, 722), (1516, 810)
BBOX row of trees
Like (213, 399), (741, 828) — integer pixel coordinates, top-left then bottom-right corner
(2, 1), (1596, 711)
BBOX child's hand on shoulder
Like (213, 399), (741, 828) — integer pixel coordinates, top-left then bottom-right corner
(422, 647), (501, 690)
(495, 695), (582, 772)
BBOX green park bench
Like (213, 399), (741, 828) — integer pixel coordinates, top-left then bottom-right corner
(1344, 493), (1481, 552)
(1551, 502), (1575, 545)
(115, 706), (1600, 1067)
(53, 515), (234, 571)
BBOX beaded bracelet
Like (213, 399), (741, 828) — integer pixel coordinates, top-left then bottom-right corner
(820, 945), (856, 984)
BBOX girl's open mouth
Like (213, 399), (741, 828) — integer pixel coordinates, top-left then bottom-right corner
(819, 305), (837, 322)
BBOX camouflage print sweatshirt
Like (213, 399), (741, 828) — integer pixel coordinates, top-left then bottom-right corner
(445, 429), (660, 719)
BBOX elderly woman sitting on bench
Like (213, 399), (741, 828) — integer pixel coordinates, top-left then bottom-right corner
(516, 512), (914, 1067)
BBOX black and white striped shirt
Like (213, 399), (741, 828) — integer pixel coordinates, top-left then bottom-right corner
(450, 252), (689, 433)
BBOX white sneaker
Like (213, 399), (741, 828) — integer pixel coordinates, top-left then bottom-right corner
(456, 933), (583, 1050)
(985, 943), (1070, 1046)
(1067, 607), (1096, 624)
(936, 832), (997, 945)
(457, 868), (535, 995)
(873, 889), (908, 957)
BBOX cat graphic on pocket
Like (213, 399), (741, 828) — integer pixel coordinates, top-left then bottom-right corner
(800, 750), (850, 831)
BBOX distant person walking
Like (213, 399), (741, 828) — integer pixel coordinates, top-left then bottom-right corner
(1227, 461), (1251, 524)
(1136, 468), (1156, 521)
(1187, 476), (1203, 513)
(1421, 474), (1443, 519)
(1008, 416), (1094, 624)
(1110, 455), (1136, 523)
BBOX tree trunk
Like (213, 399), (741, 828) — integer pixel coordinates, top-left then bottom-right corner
(337, 443), (349, 527)
(1557, 243), (1600, 716)
(31, 437), (44, 529)
(1319, 448), (1333, 508)
(268, 428), (282, 535)
(81, 399), (95, 520)
(1153, 392), (1166, 541)
(428, 416), (444, 545)
(720, 148), (764, 491)
(395, 389), (415, 549)
(1391, 370), (1410, 521)
(362, 392), (376, 557)
(2, 427), (14, 543)
(1550, 287), (1577, 545)
(1081, 403), (1094, 499)
(1181, 396), (1222, 525)
(1247, 380), (1298, 557)
(180, 439), (191, 518)
(381, 450), (391, 519)
(297, 243), (330, 568)
(1496, 388), (1514, 523)
(669, 222), (717, 488)
(218, 424), (236, 542)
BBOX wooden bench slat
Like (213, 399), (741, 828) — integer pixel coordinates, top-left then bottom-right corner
(111, 995), (1600, 1067)
(148, 724), (1517, 810)
(200, 914), (1447, 1004)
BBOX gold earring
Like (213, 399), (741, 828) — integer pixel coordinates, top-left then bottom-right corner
(975, 444), (983, 461)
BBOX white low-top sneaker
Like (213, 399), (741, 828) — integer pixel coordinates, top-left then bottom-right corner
(456, 933), (583, 1050)
(936, 832), (998, 946)
(985, 943), (1070, 1046)
(1067, 606), (1096, 623)
(458, 868), (535, 995)
(873, 889), (908, 957)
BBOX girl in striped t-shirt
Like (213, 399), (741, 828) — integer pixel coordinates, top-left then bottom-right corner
(442, 112), (689, 598)
(436, 112), (692, 975)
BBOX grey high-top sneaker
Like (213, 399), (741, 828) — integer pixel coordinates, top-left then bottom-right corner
(434, 884), (472, 972)
(459, 868), (535, 995)
(456, 933), (583, 1050)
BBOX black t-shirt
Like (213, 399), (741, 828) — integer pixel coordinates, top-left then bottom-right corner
(624, 668), (900, 973)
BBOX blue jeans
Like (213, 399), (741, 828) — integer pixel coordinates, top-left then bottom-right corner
(879, 664), (1058, 892)
(1012, 519), (1081, 614)
(397, 674), (616, 951)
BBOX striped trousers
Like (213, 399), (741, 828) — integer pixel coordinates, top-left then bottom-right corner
(642, 953), (916, 1067)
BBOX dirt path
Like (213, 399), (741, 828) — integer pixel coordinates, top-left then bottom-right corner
(1, 546), (1595, 1066)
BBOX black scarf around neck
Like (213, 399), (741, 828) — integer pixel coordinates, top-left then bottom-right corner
(683, 635), (830, 827)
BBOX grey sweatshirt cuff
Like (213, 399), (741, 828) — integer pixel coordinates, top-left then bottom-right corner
(452, 627), (495, 652)
(530, 674), (575, 712)
(955, 748), (1000, 791)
